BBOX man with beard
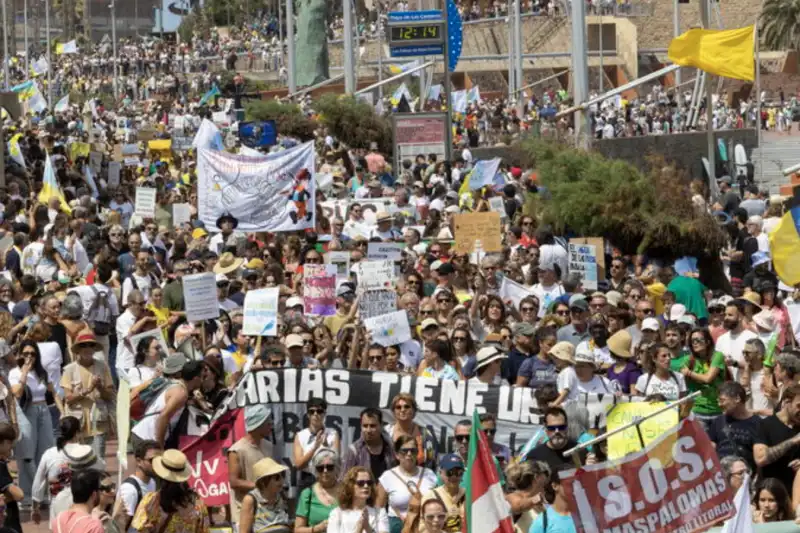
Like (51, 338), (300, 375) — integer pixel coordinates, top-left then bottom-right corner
(112, 440), (162, 532)
(754, 384), (800, 494)
(527, 407), (583, 471)
(576, 314), (611, 369)
(715, 301), (757, 381)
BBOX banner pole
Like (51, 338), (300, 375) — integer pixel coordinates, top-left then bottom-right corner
(201, 322), (207, 353)
(562, 391), (701, 458)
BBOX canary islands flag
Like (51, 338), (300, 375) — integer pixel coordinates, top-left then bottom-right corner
(769, 206), (800, 287)
(668, 25), (755, 81)
(56, 40), (78, 55)
(8, 133), (25, 169)
(39, 152), (71, 214)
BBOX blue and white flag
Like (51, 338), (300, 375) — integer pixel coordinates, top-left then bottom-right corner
(427, 84), (443, 101)
(467, 85), (481, 104)
(31, 57), (48, 76)
(192, 118), (224, 152)
(467, 158), (502, 191)
(199, 85), (221, 106)
(54, 94), (69, 113)
(516, 428), (546, 461)
(451, 90), (467, 114)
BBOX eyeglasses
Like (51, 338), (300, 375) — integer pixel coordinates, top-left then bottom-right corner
(355, 479), (374, 487)
(424, 514), (447, 522)
(446, 468), (464, 477)
(453, 337), (468, 343)
(521, 306), (536, 312)
(268, 359), (285, 367)
(546, 424), (567, 432)
(369, 356), (384, 363)
(730, 470), (747, 478)
(100, 484), (116, 492)
(316, 464), (336, 473)
(308, 408), (325, 415)
(483, 428), (496, 436)
(395, 404), (412, 411)
(399, 447), (418, 456)
(690, 338), (706, 345)
(454, 435), (470, 442)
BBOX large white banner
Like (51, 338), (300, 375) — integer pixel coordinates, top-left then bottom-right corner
(197, 141), (316, 232)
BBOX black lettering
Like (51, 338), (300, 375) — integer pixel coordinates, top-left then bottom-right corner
(282, 412), (302, 444)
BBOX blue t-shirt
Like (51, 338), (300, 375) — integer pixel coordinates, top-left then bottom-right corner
(529, 506), (577, 533)
(518, 356), (557, 389)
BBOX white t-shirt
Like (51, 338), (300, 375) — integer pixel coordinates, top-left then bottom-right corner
(9, 366), (48, 403)
(715, 329), (758, 380)
(531, 282), (564, 318)
(117, 475), (156, 527)
(115, 310), (138, 380)
(399, 339), (422, 370)
(38, 342), (64, 395)
(634, 372), (687, 401)
(127, 365), (157, 389)
(575, 340), (612, 367)
(378, 467), (438, 519)
(295, 428), (338, 474)
(747, 369), (773, 414)
(557, 366), (612, 404)
(328, 507), (389, 533)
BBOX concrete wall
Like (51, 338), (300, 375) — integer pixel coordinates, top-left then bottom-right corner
(593, 129), (758, 178)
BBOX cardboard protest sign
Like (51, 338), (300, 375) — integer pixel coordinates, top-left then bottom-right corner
(182, 272), (220, 322)
(354, 260), (396, 291)
(367, 242), (404, 261)
(243, 288), (280, 336)
(134, 187), (157, 219)
(364, 310), (411, 346)
(358, 290), (397, 319)
(304, 265), (337, 316)
(173, 203), (192, 227)
(606, 402), (679, 460)
(560, 418), (734, 533)
(568, 241), (600, 291)
(454, 212), (502, 254)
(326, 251), (350, 280)
(116, 380), (130, 471)
(488, 196), (506, 219)
(89, 151), (103, 174)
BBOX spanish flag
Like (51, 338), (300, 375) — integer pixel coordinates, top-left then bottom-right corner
(769, 206), (800, 287)
(668, 25), (755, 81)
(39, 152), (71, 215)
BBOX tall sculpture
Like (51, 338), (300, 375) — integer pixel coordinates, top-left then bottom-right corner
(295, 0), (330, 87)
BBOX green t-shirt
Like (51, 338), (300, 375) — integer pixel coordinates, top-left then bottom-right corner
(672, 351), (727, 415)
(667, 276), (709, 320)
(296, 487), (338, 527)
(669, 350), (691, 372)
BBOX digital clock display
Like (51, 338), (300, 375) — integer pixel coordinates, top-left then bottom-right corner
(390, 25), (441, 42)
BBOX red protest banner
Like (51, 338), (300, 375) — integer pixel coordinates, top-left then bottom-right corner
(559, 417), (734, 533)
(179, 408), (244, 506)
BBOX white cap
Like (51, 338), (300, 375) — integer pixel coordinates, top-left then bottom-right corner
(668, 303), (686, 322)
(642, 317), (661, 332)
(286, 296), (304, 309)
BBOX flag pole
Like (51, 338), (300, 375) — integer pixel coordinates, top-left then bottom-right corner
(701, 0), (715, 182)
(755, 19), (762, 184)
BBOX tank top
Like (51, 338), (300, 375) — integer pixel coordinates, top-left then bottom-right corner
(131, 383), (185, 441)
(247, 490), (291, 533)
(228, 438), (274, 523)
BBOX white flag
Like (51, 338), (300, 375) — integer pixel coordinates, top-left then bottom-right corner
(54, 94), (69, 112)
(720, 475), (752, 533)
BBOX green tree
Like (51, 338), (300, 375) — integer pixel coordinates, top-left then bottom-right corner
(761, 0), (800, 50)
(314, 94), (392, 153)
(245, 99), (318, 141)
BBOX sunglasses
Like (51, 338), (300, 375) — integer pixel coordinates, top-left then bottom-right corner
(355, 479), (374, 488)
(268, 359), (284, 367)
(546, 424), (567, 432)
(421, 310), (436, 316)
(316, 464), (336, 473)
(446, 468), (464, 477)
(641, 309), (655, 315)
(690, 338), (706, 345)
(308, 408), (325, 415)
(483, 428), (496, 436)
(100, 484), (116, 492)
(425, 514), (447, 522)
(21, 351), (36, 356)
(399, 447), (418, 456)
(303, 339), (314, 345)
(454, 435), (470, 442)
(453, 337), (468, 342)
(369, 356), (384, 362)
(521, 306), (536, 312)
(395, 404), (412, 411)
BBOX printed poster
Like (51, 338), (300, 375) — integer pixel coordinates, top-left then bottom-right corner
(197, 141), (316, 233)
(243, 288), (280, 336)
(304, 264), (337, 317)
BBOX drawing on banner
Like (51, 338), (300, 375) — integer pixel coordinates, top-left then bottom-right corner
(173, 203), (192, 227)
(243, 288), (280, 336)
(326, 251), (351, 279)
(182, 273), (220, 322)
(304, 265), (337, 316)
(367, 242), (404, 261)
(359, 290), (397, 319)
(364, 310), (411, 346)
(354, 260), (396, 291)
(568, 242), (599, 291)
(197, 141), (316, 232)
(134, 187), (157, 219)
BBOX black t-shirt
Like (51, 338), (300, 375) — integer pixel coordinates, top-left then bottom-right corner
(755, 415), (800, 492)
(0, 461), (20, 533)
(707, 414), (760, 471)
(526, 441), (580, 472)
(369, 443), (389, 481)
(729, 229), (758, 280)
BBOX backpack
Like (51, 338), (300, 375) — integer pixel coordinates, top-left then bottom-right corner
(87, 286), (112, 336)
(122, 476), (143, 514)
(130, 376), (174, 422)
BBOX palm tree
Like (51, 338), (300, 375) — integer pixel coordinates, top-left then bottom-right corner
(761, 0), (800, 50)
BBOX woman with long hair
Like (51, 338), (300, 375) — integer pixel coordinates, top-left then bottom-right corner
(504, 460), (550, 532)
(131, 449), (210, 532)
(516, 327), (558, 389)
(754, 478), (794, 523)
(30, 416), (81, 524)
(295, 448), (341, 533)
(405, 273), (425, 299)
(757, 282), (794, 351)
(92, 473), (118, 532)
(128, 337), (163, 388)
(450, 327), (476, 377)
(417, 499), (448, 533)
(327, 467), (389, 533)
(633, 343), (687, 401)
(10, 339), (58, 506)
(376, 436), (438, 533)
(470, 293), (507, 342)
(385, 394), (438, 471)
(678, 327), (728, 432)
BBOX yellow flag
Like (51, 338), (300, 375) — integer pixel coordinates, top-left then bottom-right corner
(668, 25), (755, 81)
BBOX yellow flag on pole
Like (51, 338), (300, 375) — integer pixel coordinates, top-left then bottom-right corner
(667, 25), (755, 81)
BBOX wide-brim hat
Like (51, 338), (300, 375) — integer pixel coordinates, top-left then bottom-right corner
(213, 252), (244, 275)
(475, 346), (507, 371)
(376, 211), (392, 223)
(64, 443), (105, 471)
(253, 457), (289, 483)
(216, 212), (239, 229)
(548, 341), (575, 365)
(737, 291), (762, 310)
(72, 331), (102, 350)
(753, 310), (776, 331)
(607, 330), (633, 358)
(153, 449), (192, 483)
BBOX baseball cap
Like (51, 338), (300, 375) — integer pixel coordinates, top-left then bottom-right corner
(440, 453), (465, 470)
(421, 318), (440, 330)
(641, 318), (660, 332)
(286, 296), (304, 309)
(284, 334), (304, 348)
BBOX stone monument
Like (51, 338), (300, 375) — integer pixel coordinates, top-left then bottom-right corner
(295, 0), (330, 87)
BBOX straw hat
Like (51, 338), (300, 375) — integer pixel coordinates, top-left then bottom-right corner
(753, 310), (776, 332)
(213, 252), (244, 275)
(737, 291), (762, 310)
(153, 449), (192, 483)
(376, 211), (392, 223)
(548, 341), (575, 365)
(253, 457), (289, 484)
(607, 330), (633, 359)
(72, 331), (102, 351)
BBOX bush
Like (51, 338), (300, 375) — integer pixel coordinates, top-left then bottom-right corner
(314, 94), (392, 153)
(244, 99), (317, 141)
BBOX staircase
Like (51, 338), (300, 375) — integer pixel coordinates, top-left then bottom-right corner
(751, 134), (800, 194)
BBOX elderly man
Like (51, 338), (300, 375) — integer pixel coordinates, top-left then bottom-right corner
(747, 215), (769, 252)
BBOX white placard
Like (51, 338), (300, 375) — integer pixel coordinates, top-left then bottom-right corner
(243, 288), (280, 336)
(568, 242), (599, 291)
(364, 310), (411, 347)
(107, 161), (121, 189)
(358, 290), (397, 319)
(173, 203), (192, 227)
(134, 187), (157, 219)
(89, 151), (103, 174)
(326, 251), (351, 280)
(367, 242), (404, 261)
(354, 260), (396, 291)
(499, 276), (536, 310)
(182, 272), (220, 322)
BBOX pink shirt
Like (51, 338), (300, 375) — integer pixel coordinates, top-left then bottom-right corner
(52, 510), (105, 533)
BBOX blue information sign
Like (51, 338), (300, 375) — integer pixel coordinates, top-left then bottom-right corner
(387, 10), (442, 22)
(389, 45), (444, 58)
